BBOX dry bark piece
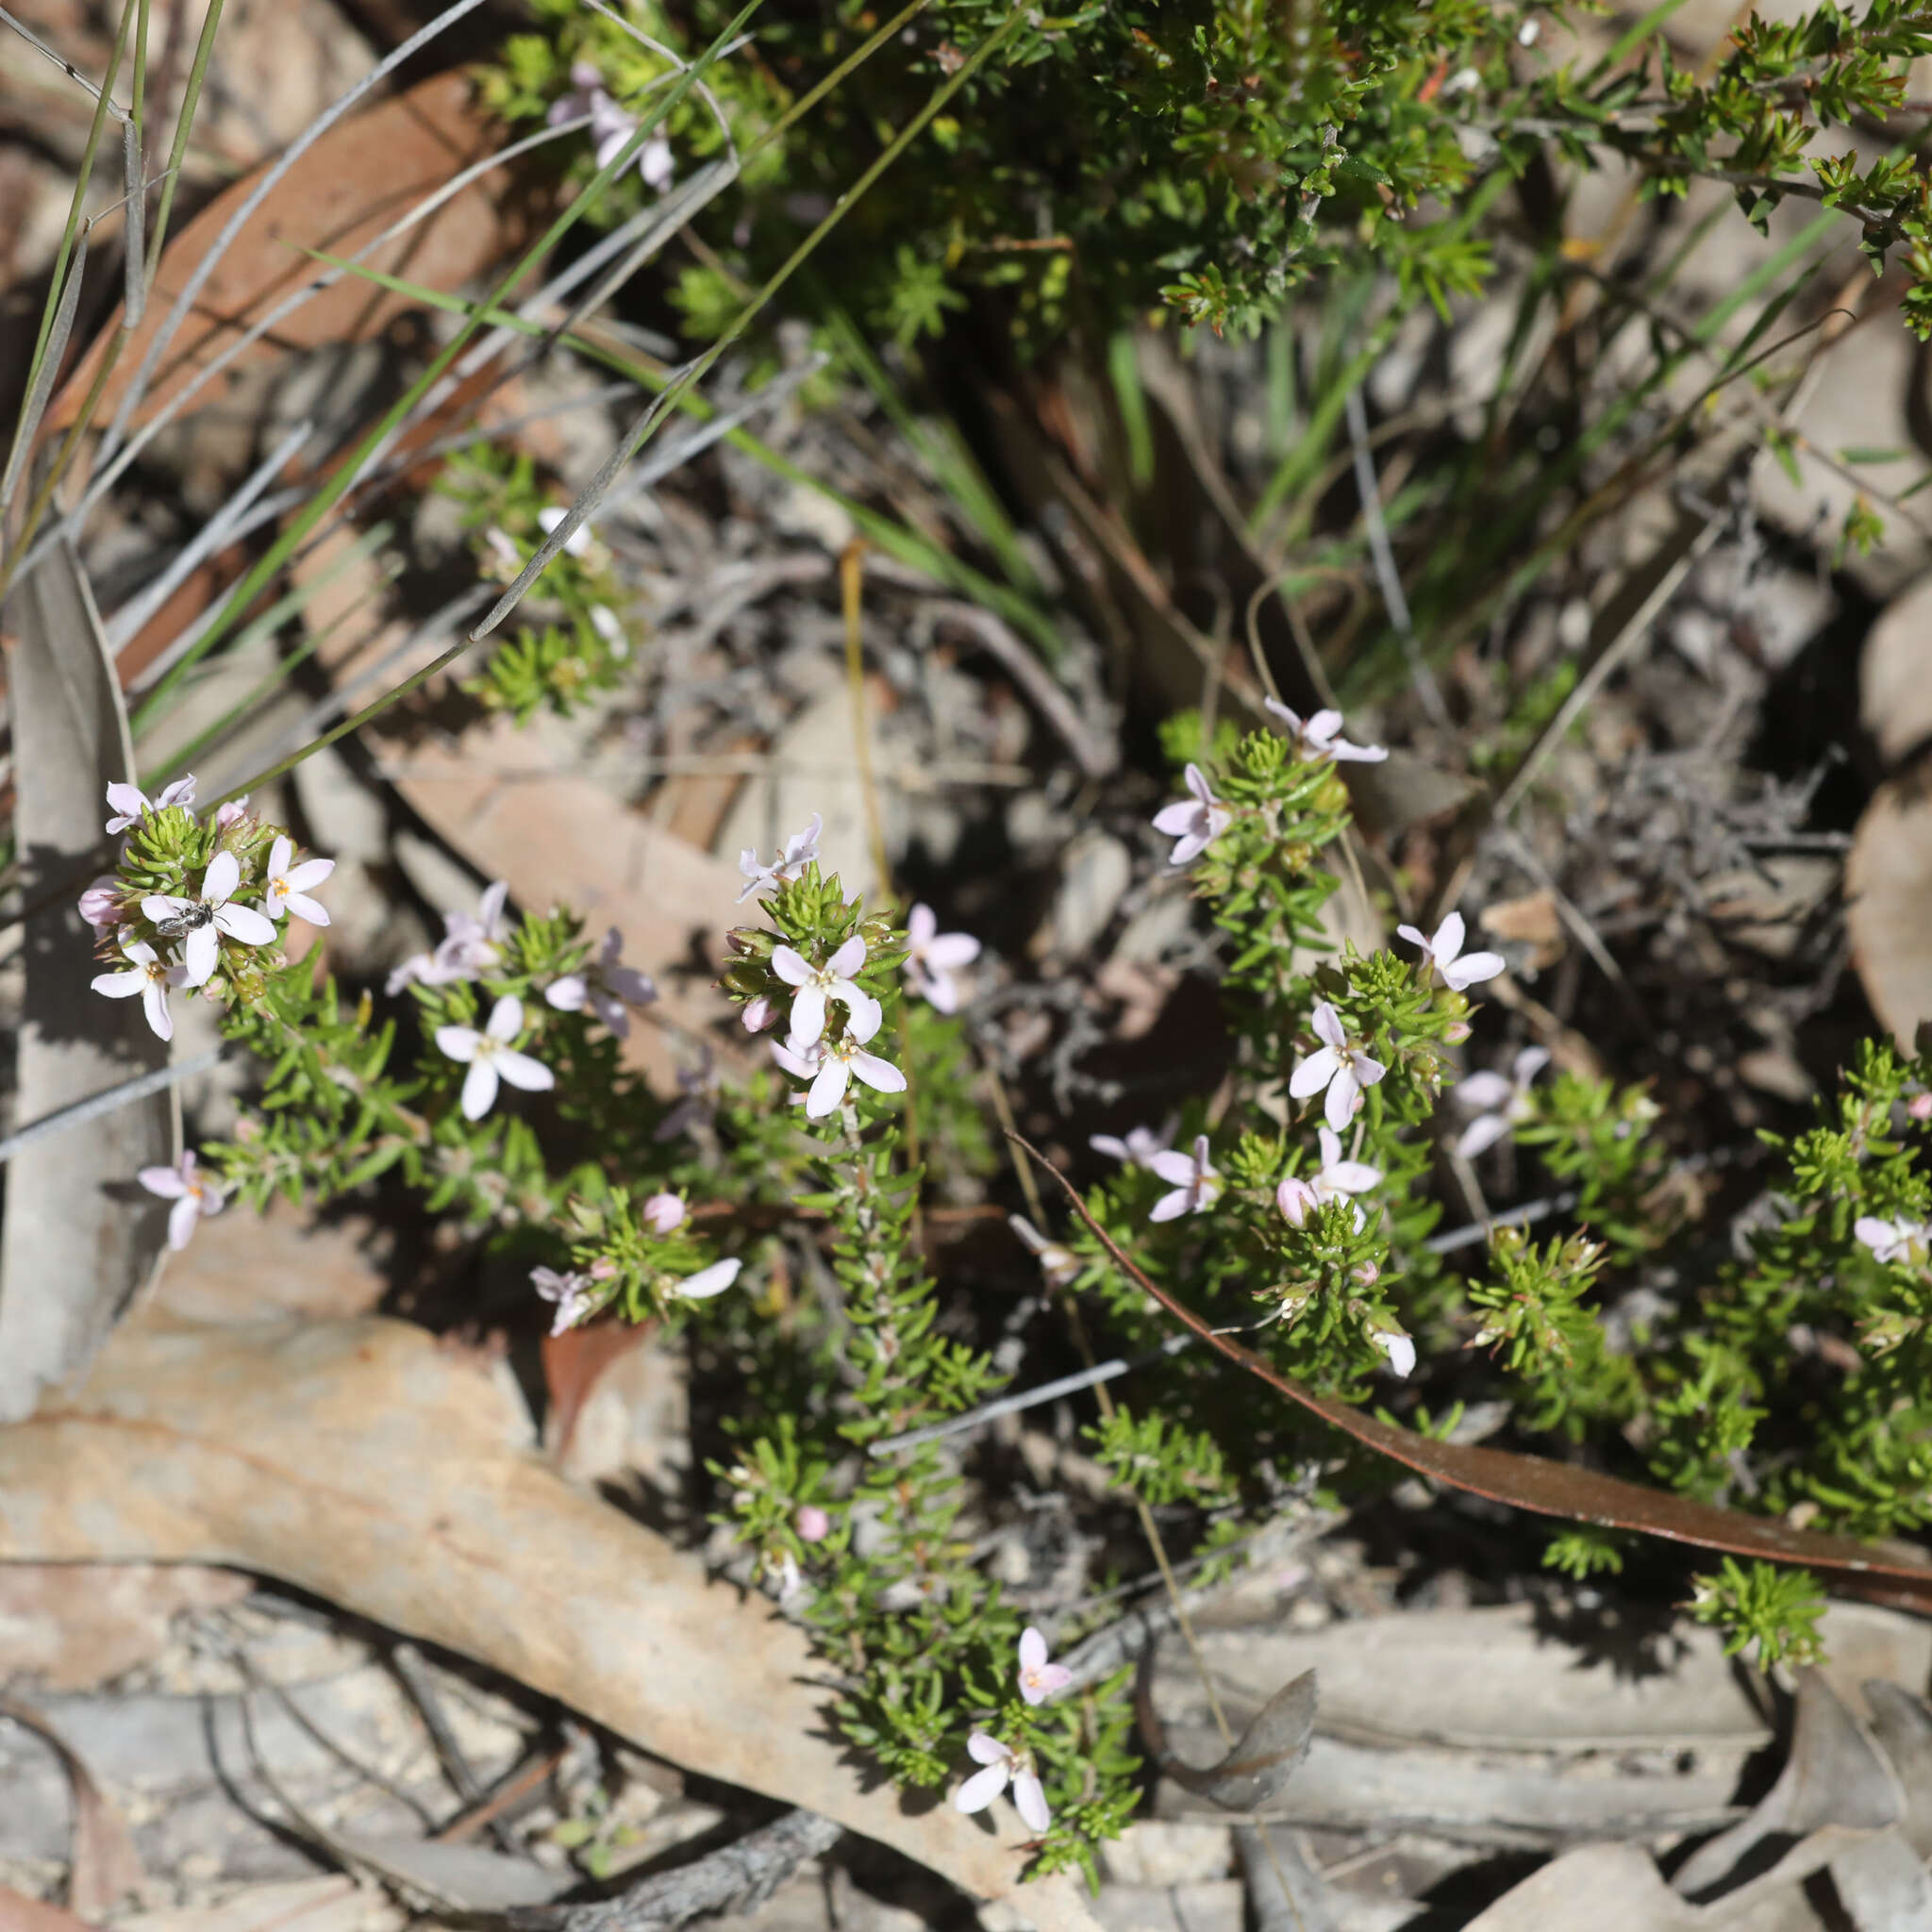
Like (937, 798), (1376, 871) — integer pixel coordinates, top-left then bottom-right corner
(1863, 1680), (1932, 1857)
(1847, 772), (1932, 1047)
(0, 1311), (1096, 1932)
(0, 540), (175, 1423)
(45, 71), (542, 437)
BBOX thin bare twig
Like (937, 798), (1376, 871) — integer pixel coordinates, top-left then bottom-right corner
(508, 1808), (844, 1931)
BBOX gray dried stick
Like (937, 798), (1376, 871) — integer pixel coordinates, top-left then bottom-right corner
(509, 1808), (844, 1930)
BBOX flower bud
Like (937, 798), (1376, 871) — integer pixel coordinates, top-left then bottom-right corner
(77, 876), (121, 928)
(1909, 1093), (1932, 1123)
(794, 1505), (831, 1542)
(642, 1191), (686, 1235)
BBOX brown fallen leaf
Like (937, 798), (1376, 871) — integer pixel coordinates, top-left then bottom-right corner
(1016, 1134), (1932, 1606)
(46, 71), (544, 438)
(0, 1311), (1096, 1932)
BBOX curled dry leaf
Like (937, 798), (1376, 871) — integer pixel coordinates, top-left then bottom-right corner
(1847, 772), (1932, 1048)
(1135, 1655), (1316, 1811)
(0, 1311), (1097, 1932)
(45, 71), (544, 437)
(1015, 1134), (1932, 1607)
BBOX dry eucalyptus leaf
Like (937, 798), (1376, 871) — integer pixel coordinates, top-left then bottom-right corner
(1859, 1681), (1932, 1857)
(1859, 572), (1932, 769)
(1672, 1670), (1903, 1901)
(1459, 1833), (1863, 1932)
(1826, 1832), (1932, 1931)
(0, 1562), (250, 1692)
(1137, 1663), (1316, 1811)
(0, 540), (175, 1423)
(46, 71), (542, 436)
(0, 1311), (1096, 1932)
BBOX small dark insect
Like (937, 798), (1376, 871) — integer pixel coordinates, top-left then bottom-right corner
(152, 901), (214, 942)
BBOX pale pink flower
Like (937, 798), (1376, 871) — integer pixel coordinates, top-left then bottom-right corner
(1856, 1216), (1931, 1267)
(105, 774), (195, 835)
(1152, 763), (1231, 868)
(1277, 1126), (1383, 1230)
(388, 881), (511, 992)
(545, 926), (657, 1038)
(1373, 1328), (1418, 1378)
(213, 797), (250, 831)
(77, 875), (122, 928)
(436, 994), (556, 1121)
(548, 61), (674, 187)
(1010, 1214), (1081, 1288)
(795, 1505), (831, 1542)
(1454, 1046), (1550, 1158)
(1290, 1002), (1387, 1132)
(263, 835), (335, 926)
(138, 1148), (225, 1251)
(142, 851), (276, 986)
(91, 938), (189, 1041)
(1262, 700), (1388, 764)
(786, 1004), (906, 1119)
(1017, 1627), (1072, 1706)
(532, 1265), (597, 1337)
(1909, 1092), (1932, 1124)
(1147, 1134), (1222, 1223)
(1090, 1122), (1174, 1168)
(771, 932), (877, 1045)
(1397, 912), (1505, 991)
(642, 1191), (686, 1235)
(738, 813), (824, 902)
(955, 1734), (1049, 1835)
(672, 1257), (742, 1299)
(905, 905), (980, 1013)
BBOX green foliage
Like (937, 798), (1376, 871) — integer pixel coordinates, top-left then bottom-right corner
(437, 443), (636, 723)
(1688, 1557), (1827, 1670)
(475, 0), (1932, 349)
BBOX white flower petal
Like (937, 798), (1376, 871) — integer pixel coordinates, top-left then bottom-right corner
(1442, 950), (1506, 990)
(167, 1194), (200, 1251)
(1311, 1002), (1345, 1050)
(677, 1257), (742, 1299)
(1435, 912), (1465, 960)
(955, 1764), (1008, 1814)
(1148, 1188), (1192, 1224)
(850, 1050), (905, 1095)
(1289, 1046), (1340, 1099)
(1457, 1114), (1512, 1160)
(460, 1058), (501, 1121)
(806, 1059), (850, 1118)
(436, 1025), (482, 1063)
(843, 990), (884, 1040)
(182, 924), (220, 986)
(828, 933), (867, 976)
(487, 995), (525, 1041)
(142, 980), (174, 1041)
(790, 984), (828, 1047)
(202, 850), (241, 908)
(494, 1050), (555, 1093)
(286, 892), (331, 926)
(213, 902), (276, 946)
(1012, 1772), (1051, 1835)
(1324, 1063), (1361, 1130)
(771, 945), (812, 988)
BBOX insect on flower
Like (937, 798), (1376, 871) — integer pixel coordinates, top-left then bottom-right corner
(142, 852), (277, 986)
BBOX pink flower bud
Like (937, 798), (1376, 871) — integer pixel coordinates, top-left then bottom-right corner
(794, 1505), (831, 1542)
(213, 797), (249, 830)
(1443, 1020), (1472, 1044)
(590, 1257), (618, 1281)
(741, 994), (778, 1033)
(642, 1191), (686, 1235)
(1909, 1093), (1932, 1123)
(77, 875), (121, 928)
